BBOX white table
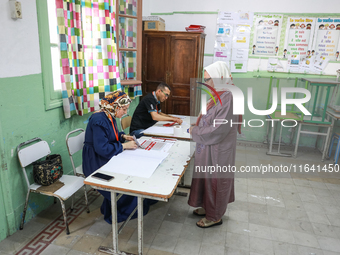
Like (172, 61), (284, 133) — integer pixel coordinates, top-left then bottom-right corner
(84, 138), (194, 255)
(143, 115), (197, 141)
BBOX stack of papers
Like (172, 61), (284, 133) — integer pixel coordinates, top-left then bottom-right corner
(101, 149), (169, 178)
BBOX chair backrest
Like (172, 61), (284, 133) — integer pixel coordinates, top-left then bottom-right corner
(66, 129), (85, 176)
(121, 115), (132, 131)
(17, 138), (51, 187)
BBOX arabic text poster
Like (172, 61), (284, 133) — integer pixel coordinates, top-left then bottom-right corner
(252, 14), (283, 56)
(284, 17), (316, 59)
(312, 17), (340, 61)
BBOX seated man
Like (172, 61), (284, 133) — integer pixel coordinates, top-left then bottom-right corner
(130, 82), (183, 138)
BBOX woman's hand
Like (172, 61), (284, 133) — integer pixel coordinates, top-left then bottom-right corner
(122, 141), (137, 150)
(123, 135), (134, 141)
(189, 126), (195, 134)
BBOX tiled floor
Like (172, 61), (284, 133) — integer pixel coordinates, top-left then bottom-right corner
(1, 141), (340, 255)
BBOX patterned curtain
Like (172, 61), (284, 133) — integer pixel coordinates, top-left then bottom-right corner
(56, 0), (121, 118)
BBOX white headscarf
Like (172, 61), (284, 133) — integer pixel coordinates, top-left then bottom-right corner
(204, 61), (232, 91)
(204, 61), (231, 79)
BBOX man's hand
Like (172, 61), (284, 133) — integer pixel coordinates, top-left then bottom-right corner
(174, 118), (183, 125)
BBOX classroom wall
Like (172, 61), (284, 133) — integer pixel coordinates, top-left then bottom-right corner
(142, 0), (340, 74)
(142, 0), (340, 142)
(0, 0), (138, 242)
(0, 0), (339, 243)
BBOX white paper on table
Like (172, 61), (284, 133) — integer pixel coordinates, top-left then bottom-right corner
(101, 150), (169, 178)
(170, 115), (186, 119)
(143, 126), (174, 135)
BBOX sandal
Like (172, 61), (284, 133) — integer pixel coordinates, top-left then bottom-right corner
(196, 218), (223, 228)
(193, 208), (206, 216)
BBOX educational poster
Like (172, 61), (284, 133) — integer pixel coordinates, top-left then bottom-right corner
(299, 55), (315, 73)
(252, 14), (283, 56)
(287, 54), (301, 72)
(213, 48), (231, 62)
(216, 24), (233, 37)
(214, 11), (253, 72)
(284, 17), (316, 59)
(218, 11), (254, 26)
(230, 61), (247, 72)
(215, 29), (233, 51)
(267, 58), (284, 71)
(312, 17), (340, 61)
(232, 48), (249, 61)
(312, 55), (330, 73)
(233, 24), (251, 49)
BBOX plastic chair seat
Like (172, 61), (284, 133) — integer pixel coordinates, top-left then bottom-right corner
(28, 175), (85, 200)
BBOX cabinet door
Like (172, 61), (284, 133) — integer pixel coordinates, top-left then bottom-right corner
(142, 33), (169, 98)
(167, 35), (199, 115)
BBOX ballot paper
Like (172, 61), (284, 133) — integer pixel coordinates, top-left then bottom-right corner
(139, 137), (175, 153)
(143, 126), (174, 135)
(101, 149), (169, 178)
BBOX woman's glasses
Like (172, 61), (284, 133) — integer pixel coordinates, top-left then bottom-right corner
(117, 97), (132, 106)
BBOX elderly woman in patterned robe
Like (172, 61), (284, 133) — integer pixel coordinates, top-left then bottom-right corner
(188, 61), (241, 228)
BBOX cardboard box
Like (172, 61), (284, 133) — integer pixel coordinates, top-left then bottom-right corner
(143, 20), (165, 31)
(142, 16), (165, 23)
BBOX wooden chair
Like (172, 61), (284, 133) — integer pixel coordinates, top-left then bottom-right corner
(121, 115), (132, 131)
(17, 137), (89, 235)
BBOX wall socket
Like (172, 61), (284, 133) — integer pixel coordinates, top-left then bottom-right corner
(9, 0), (22, 19)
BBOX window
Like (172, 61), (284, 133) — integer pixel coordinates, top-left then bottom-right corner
(116, 0), (142, 85)
(36, 0), (62, 110)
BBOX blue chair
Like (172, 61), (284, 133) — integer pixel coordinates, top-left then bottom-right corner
(328, 133), (340, 164)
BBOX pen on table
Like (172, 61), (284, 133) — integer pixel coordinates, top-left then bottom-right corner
(172, 174), (181, 176)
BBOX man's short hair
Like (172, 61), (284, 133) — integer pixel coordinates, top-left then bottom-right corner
(156, 82), (171, 92)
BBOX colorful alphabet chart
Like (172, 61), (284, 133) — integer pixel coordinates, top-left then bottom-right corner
(252, 14), (283, 56)
(312, 17), (340, 61)
(284, 17), (316, 58)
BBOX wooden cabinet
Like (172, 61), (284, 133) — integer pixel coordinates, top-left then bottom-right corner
(142, 31), (205, 115)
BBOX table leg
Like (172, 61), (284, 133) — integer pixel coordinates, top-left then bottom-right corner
(99, 192), (123, 255)
(267, 120), (274, 154)
(138, 197), (143, 255)
(325, 118), (335, 159)
(294, 123), (302, 158)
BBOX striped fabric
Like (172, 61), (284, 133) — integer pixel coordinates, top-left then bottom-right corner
(57, 0), (121, 118)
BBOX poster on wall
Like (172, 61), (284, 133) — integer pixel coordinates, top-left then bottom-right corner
(215, 11), (254, 72)
(252, 14), (283, 56)
(283, 17), (316, 59)
(312, 17), (340, 61)
(287, 55), (301, 72)
(218, 11), (254, 26)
